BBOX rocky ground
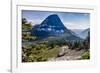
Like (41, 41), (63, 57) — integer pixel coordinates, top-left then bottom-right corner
(48, 46), (85, 61)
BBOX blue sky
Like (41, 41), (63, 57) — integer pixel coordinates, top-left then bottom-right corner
(22, 10), (90, 29)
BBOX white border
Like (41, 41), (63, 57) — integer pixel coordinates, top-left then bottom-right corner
(12, 2), (97, 73)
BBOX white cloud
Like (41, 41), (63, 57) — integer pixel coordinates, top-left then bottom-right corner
(27, 19), (42, 26)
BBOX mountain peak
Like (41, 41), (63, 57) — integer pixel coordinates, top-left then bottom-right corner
(40, 14), (63, 26)
(38, 14), (68, 34)
(47, 14), (59, 18)
(31, 14), (81, 40)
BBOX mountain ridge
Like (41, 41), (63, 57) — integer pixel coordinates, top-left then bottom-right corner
(31, 14), (82, 41)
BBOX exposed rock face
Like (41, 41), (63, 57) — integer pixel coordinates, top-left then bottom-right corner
(48, 47), (85, 61)
(57, 46), (69, 57)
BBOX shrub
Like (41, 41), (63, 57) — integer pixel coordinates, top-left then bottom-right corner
(81, 51), (90, 59)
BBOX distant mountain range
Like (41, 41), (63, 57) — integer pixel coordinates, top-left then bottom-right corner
(71, 28), (90, 39)
(78, 28), (90, 39)
(31, 14), (88, 41)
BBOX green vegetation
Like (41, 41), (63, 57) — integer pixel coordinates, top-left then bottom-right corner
(67, 32), (90, 51)
(22, 32), (37, 42)
(22, 18), (32, 30)
(22, 18), (37, 42)
(22, 42), (60, 62)
(81, 51), (90, 59)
